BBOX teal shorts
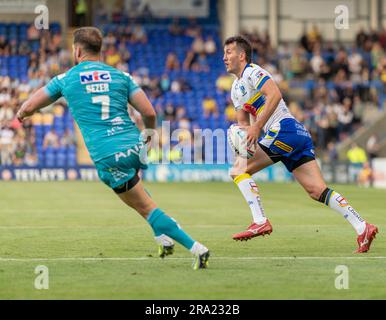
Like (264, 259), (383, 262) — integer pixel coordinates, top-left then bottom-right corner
(95, 142), (148, 189)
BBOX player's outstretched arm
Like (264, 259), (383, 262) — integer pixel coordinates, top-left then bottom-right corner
(16, 87), (54, 122)
(246, 79), (282, 145)
(129, 89), (157, 130)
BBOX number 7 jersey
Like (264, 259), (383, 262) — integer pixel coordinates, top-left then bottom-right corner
(44, 61), (142, 162)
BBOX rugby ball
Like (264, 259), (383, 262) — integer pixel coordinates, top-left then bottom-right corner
(227, 124), (256, 159)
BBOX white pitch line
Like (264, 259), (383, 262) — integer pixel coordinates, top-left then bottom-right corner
(0, 256), (385, 262)
(0, 225), (247, 229)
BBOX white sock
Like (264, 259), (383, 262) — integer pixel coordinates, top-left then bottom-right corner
(324, 189), (366, 235)
(190, 242), (208, 256)
(234, 173), (267, 224)
(155, 234), (174, 247)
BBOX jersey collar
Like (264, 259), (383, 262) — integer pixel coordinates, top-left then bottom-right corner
(240, 63), (251, 78)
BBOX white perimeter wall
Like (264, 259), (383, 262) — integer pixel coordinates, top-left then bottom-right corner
(220, 0), (386, 44)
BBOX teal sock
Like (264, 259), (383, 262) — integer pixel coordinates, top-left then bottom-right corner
(147, 208), (195, 250)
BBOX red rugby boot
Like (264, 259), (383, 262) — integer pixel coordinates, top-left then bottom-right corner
(232, 220), (273, 241)
(355, 223), (378, 253)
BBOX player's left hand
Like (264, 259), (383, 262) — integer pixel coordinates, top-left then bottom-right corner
(242, 125), (260, 146)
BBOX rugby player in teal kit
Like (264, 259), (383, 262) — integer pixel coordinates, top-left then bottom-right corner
(16, 27), (209, 269)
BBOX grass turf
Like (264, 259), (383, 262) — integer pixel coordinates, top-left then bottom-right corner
(0, 181), (385, 299)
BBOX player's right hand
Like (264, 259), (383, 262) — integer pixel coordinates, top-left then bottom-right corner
(16, 110), (26, 123)
(141, 128), (156, 151)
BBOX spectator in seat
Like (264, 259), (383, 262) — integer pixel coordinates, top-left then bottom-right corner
(27, 24), (39, 46)
(371, 42), (384, 70)
(357, 161), (373, 188)
(183, 50), (197, 71)
(61, 128), (77, 148)
(160, 74), (170, 92)
(131, 25), (148, 44)
(347, 142), (367, 165)
(118, 42), (131, 63)
(225, 100), (236, 124)
(75, 0), (88, 26)
(24, 149), (38, 166)
(192, 35), (205, 55)
(43, 128), (60, 149)
(192, 53), (209, 72)
(216, 73), (234, 93)
(164, 103), (176, 122)
(104, 32), (117, 47)
(204, 35), (216, 55)
(325, 141), (338, 163)
(171, 79), (182, 93)
(13, 141), (26, 166)
(289, 47), (307, 78)
(111, 0), (124, 23)
(105, 45), (121, 67)
(0, 102), (14, 123)
(348, 46), (363, 82)
(310, 47), (324, 75)
(0, 124), (14, 165)
(94, 0), (108, 26)
(165, 52), (180, 71)
(202, 96), (219, 118)
(366, 134), (381, 164)
(337, 98), (354, 136)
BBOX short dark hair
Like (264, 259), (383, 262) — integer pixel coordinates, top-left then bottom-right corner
(73, 27), (103, 55)
(224, 35), (252, 63)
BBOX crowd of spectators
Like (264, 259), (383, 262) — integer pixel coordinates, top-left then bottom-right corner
(0, 26), (75, 167)
(1, 18), (385, 166)
(239, 25), (385, 162)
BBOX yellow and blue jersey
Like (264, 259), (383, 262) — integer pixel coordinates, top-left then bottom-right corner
(44, 61), (142, 162)
(230, 63), (315, 172)
(230, 63), (293, 132)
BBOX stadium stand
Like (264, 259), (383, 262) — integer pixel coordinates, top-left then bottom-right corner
(1, 0), (385, 167)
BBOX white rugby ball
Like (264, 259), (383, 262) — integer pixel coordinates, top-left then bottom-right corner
(227, 124), (256, 159)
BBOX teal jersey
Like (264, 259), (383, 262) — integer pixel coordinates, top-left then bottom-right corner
(44, 61), (142, 162)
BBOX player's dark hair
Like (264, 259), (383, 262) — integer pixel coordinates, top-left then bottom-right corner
(224, 35), (252, 63)
(73, 27), (103, 55)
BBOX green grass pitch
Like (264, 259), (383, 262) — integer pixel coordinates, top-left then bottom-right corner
(0, 181), (385, 299)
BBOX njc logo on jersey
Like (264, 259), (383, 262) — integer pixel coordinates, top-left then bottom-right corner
(80, 71), (112, 84)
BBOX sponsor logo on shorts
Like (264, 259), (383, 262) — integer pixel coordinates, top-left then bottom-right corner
(273, 140), (293, 153)
(114, 143), (144, 162)
(108, 167), (129, 182)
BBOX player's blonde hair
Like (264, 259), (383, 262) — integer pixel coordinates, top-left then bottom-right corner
(73, 27), (103, 55)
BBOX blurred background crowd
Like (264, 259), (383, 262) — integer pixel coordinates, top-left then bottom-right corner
(0, 0), (385, 171)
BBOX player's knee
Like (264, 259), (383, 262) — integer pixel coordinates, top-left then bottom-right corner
(230, 165), (247, 180)
(132, 201), (156, 217)
(307, 186), (325, 201)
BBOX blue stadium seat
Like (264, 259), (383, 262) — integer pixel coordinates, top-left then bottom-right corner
(44, 150), (56, 167)
(56, 152), (66, 167)
(67, 153), (77, 167)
